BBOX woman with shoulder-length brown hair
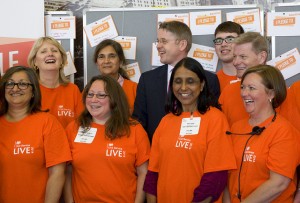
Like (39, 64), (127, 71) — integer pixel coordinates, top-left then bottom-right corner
(27, 36), (83, 128)
(64, 75), (150, 203)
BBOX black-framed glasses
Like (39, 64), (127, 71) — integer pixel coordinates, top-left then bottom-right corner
(213, 37), (235, 45)
(86, 92), (109, 99)
(5, 81), (33, 90)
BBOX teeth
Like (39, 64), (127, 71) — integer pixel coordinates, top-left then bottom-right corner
(45, 59), (56, 64)
(245, 99), (253, 103)
(181, 93), (190, 97)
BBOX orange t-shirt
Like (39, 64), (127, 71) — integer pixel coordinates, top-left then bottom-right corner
(289, 81), (300, 112)
(148, 108), (236, 202)
(219, 81), (247, 127)
(122, 79), (137, 114)
(40, 83), (84, 128)
(228, 115), (299, 203)
(217, 69), (237, 93)
(66, 121), (150, 202)
(0, 112), (72, 202)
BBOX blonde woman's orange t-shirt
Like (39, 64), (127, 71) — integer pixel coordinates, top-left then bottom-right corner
(40, 83), (84, 128)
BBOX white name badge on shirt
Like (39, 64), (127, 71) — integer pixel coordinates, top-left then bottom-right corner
(74, 127), (97, 143)
(180, 117), (201, 136)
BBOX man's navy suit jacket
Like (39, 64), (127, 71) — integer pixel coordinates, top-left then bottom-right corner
(133, 64), (220, 142)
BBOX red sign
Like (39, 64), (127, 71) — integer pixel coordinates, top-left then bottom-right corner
(0, 39), (35, 74)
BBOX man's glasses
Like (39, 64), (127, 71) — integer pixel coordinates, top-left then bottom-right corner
(5, 81), (33, 90)
(213, 37), (235, 45)
(86, 92), (109, 99)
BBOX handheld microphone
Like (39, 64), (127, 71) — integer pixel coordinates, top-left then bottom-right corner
(226, 126), (265, 136)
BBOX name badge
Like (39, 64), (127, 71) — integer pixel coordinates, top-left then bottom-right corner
(74, 127), (97, 143)
(180, 117), (201, 136)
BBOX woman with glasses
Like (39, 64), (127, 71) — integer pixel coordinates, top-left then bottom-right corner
(64, 75), (150, 202)
(27, 36), (83, 128)
(0, 66), (71, 202)
(94, 39), (137, 114)
(144, 57), (236, 202)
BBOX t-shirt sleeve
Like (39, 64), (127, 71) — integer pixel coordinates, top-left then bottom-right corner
(73, 85), (84, 118)
(266, 125), (299, 179)
(43, 114), (72, 167)
(148, 117), (166, 172)
(204, 110), (237, 173)
(134, 124), (151, 167)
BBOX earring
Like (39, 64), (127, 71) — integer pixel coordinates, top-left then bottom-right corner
(269, 98), (272, 103)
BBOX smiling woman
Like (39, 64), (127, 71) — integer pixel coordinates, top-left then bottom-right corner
(144, 57), (236, 203)
(64, 74), (150, 203)
(93, 39), (137, 114)
(27, 36), (84, 128)
(0, 66), (71, 202)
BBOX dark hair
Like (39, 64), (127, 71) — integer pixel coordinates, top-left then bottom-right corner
(93, 39), (130, 80)
(79, 75), (136, 140)
(241, 65), (287, 108)
(165, 57), (221, 115)
(158, 21), (192, 53)
(214, 21), (245, 36)
(0, 66), (43, 116)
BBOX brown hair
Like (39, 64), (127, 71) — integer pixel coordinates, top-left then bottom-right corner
(241, 65), (286, 108)
(79, 75), (137, 140)
(27, 36), (69, 85)
(214, 21), (244, 36)
(158, 21), (192, 53)
(234, 32), (268, 55)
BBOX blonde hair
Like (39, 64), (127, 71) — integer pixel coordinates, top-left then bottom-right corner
(27, 36), (69, 85)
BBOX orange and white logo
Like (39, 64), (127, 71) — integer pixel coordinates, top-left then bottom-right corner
(193, 49), (214, 61)
(234, 15), (255, 25)
(196, 16), (216, 25)
(273, 17), (296, 26)
(275, 55), (296, 71)
(91, 22), (110, 36)
(51, 21), (71, 29)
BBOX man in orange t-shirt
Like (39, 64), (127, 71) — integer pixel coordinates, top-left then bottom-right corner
(219, 32), (300, 131)
(214, 21), (244, 92)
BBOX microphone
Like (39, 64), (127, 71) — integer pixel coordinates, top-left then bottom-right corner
(226, 126), (265, 136)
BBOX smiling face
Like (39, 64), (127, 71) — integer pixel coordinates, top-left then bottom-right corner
(34, 41), (62, 72)
(156, 29), (187, 67)
(96, 45), (120, 80)
(241, 73), (274, 118)
(5, 71), (33, 111)
(214, 32), (238, 63)
(172, 66), (204, 112)
(86, 80), (111, 124)
(233, 42), (266, 79)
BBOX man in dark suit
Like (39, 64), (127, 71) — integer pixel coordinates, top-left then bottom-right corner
(133, 21), (220, 142)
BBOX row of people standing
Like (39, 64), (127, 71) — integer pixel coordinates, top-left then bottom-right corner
(1, 19), (300, 203)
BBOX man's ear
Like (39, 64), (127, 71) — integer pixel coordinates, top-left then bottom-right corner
(178, 39), (188, 52)
(258, 51), (268, 64)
